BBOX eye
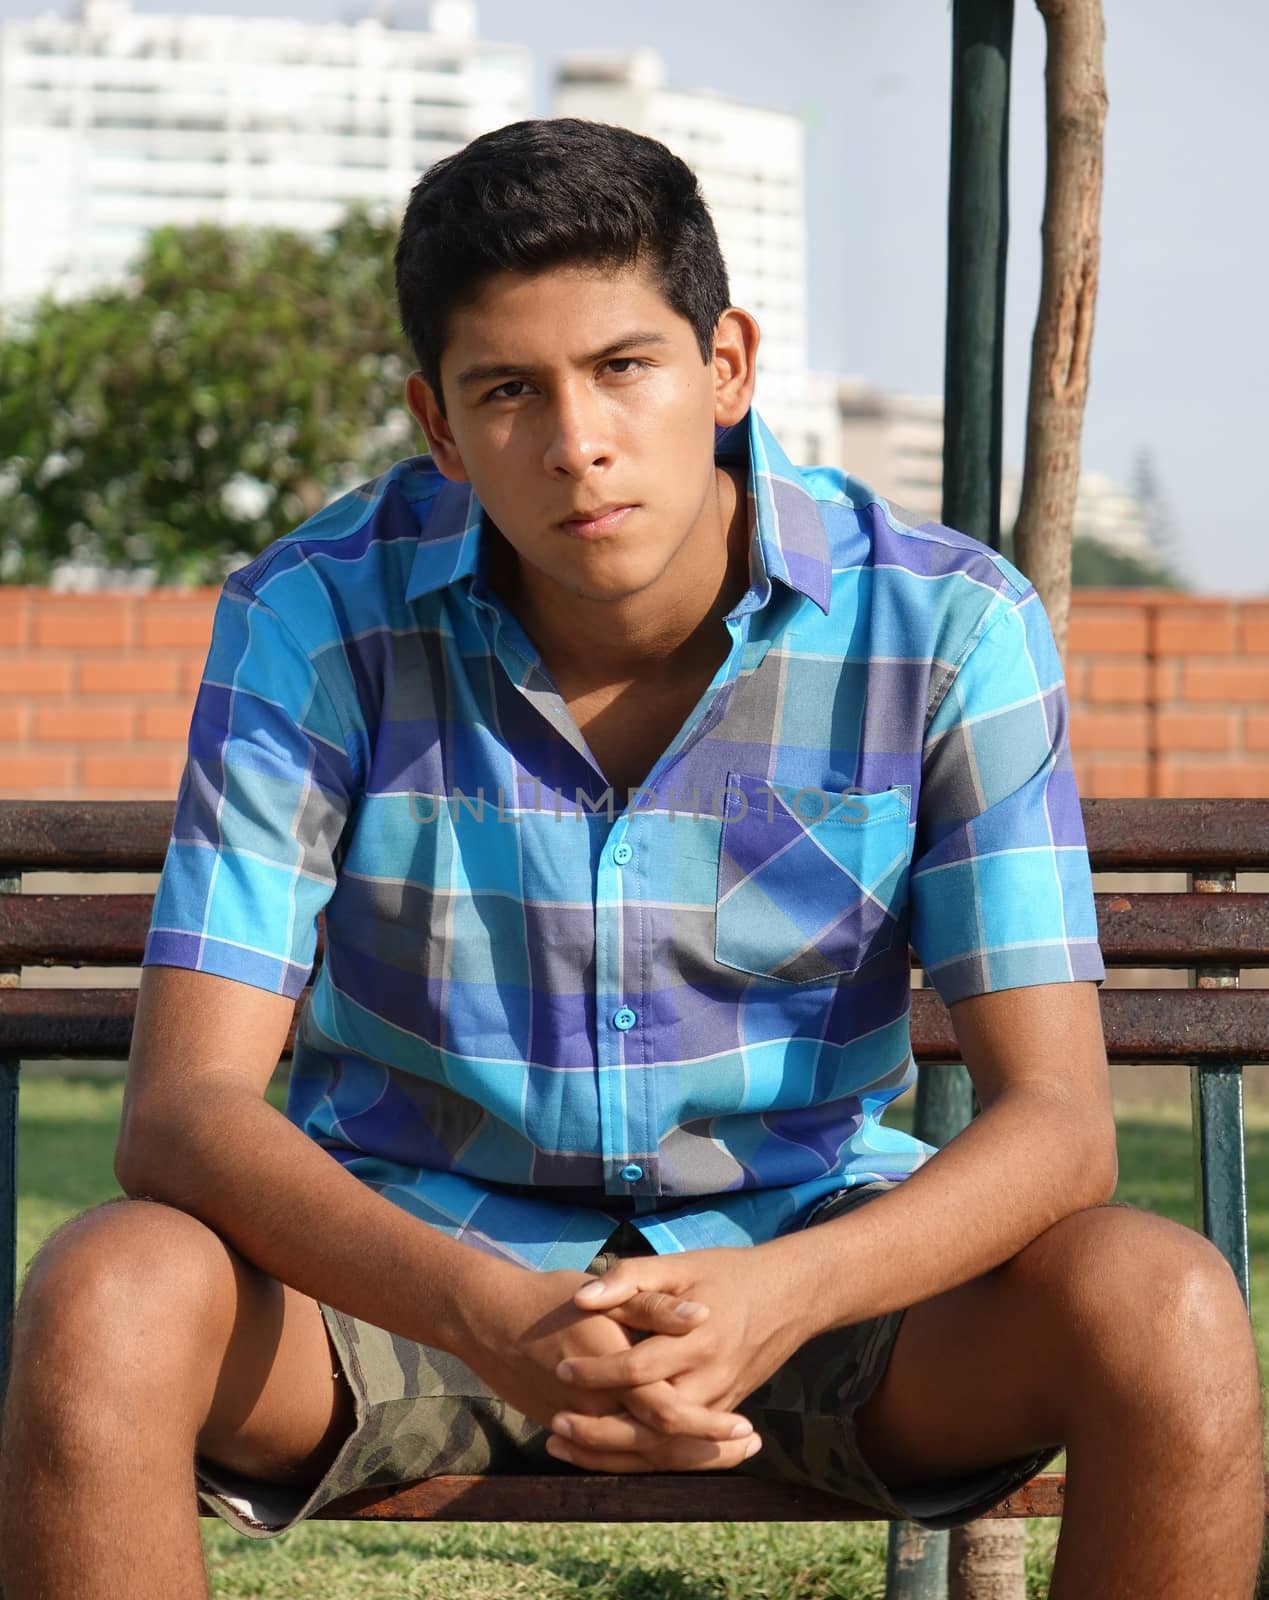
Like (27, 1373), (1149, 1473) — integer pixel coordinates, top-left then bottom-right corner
(604, 358), (649, 376)
(485, 379), (534, 402)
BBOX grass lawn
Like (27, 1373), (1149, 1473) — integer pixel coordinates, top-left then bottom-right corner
(13, 1075), (1269, 1599)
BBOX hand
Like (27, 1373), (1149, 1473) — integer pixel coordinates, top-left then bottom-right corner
(545, 1244), (813, 1471)
(452, 1258), (757, 1451)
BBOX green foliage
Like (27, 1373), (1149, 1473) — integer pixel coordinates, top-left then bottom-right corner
(0, 207), (417, 584)
(1068, 536), (1185, 590)
(999, 529), (1186, 591)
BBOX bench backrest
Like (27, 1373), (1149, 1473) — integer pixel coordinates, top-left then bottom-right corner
(2, 795), (1267, 1382)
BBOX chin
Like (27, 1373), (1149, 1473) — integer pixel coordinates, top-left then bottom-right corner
(555, 558), (666, 604)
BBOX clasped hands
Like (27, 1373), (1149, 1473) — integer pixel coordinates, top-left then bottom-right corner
(462, 1244), (813, 1474)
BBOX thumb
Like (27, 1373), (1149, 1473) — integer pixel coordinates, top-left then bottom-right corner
(573, 1265), (641, 1307)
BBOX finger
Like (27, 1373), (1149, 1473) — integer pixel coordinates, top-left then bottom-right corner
(557, 1332), (698, 1391)
(603, 1291), (708, 1336)
(620, 1381), (750, 1442)
(553, 1399), (753, 1451)
(546, 1429), (762, 1475)
(572, 1266), (684, 1311)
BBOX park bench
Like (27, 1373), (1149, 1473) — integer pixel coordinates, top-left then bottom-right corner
(1, 794), (1266, 1542)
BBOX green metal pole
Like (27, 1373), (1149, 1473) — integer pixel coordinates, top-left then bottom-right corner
(1188, 871), (1250, 1306)
(889, 5), (1013, 1597)
(0, 872), (19, 1397)
(942, 0), (1014, 555)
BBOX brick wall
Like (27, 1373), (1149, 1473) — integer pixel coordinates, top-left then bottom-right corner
(0, 589), (216, 799)
(1068, 593), (1269, 798)
(2, 587), (1267, 800)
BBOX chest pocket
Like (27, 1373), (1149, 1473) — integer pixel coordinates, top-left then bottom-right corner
(714, 773), (912, 985)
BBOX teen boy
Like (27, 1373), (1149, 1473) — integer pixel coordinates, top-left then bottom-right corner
(0, 119), (1262, 1600)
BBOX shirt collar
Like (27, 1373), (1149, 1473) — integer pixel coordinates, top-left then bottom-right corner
(405, 407), (831, 615)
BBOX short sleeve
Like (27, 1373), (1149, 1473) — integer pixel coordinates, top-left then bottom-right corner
(143, 576), (358, 998)
(908, 589), (1105, 1006)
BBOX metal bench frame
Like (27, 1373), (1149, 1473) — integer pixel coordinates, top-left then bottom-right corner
(1, 795), (1266, 1532)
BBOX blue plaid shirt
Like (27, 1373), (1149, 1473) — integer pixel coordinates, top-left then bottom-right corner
(144, 410), (1105, 1270)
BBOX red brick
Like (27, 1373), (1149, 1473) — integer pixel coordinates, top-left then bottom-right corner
(1151, 659), (1181, 703)
(1153, 604), (1237, 656)
(78, 654), (185, 695)
(1157, 760), (1269, 799)
(1067, 608), (1149, 655)
(0, 703), (27, 742)
(0, 753), (75, 795)
(1238, 605), (1269, 655)
(1180, 662), (1269, 705)
(1246, 715), (1269, 753)
(1069, 708), (1149, 754)
(0, 653), (73, 695)
(32, 596), (135, 648)
(1085, 661), (1150, 705)
(0, 592), (30, 648)
(183, 656), (209, 695)
(139, 702), (195, 742)
(34, 704), (135, 743)
(1155, 711), (1238, 753)
(139, 596), (216, 649)
(1082, 760), (1151, 799)
(80, 752), (185, 795)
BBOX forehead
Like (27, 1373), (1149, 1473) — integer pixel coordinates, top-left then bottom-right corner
(441, 260), (693, 367)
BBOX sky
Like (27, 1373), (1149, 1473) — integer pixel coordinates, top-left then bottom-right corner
(4, 0), (1267, 593)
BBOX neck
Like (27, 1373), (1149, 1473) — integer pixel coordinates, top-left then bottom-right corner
(495, 465), (751, 689)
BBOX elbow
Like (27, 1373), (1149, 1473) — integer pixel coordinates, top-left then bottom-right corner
(113, 1106), (176, 1199)
(1084, 1116), (1120, 1207)
(112, 1130), (150, 1198)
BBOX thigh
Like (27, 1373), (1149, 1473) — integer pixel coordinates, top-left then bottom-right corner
(851, 1201), (1244, 1490)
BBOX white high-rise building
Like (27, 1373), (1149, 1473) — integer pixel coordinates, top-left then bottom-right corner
(552, 50), (835, 464)
(0, 0), (531, 305)
(836, 379), (945, 525)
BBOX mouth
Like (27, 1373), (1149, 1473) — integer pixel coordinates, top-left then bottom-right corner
(558, 504), (636, 539)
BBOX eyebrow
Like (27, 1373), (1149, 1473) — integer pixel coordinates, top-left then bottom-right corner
(454, 330), (673, 390)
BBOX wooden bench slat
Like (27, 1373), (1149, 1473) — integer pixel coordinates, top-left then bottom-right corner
(5, 988), (1269, 1063)
(1081, 797), (1269, 869)
(0, 896), (156, 966)
(1092, 892), (1269, 963)
(0, 801), (175, 871)
(287, 1470), (1073, 1523)
(5, 797), (1269, 873)
(7, 891), (1269, 968)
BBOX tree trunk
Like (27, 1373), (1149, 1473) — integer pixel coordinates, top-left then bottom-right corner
(1012, 0), (1108, 662)
(948, 1521), (1027, 1600)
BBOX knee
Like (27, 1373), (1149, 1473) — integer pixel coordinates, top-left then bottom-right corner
(1005, 1205), (1262, 1448)
(14, 1198), (234, 1380)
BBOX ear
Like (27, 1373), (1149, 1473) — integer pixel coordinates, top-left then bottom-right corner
(405, 371), (469, 483)
(711, 308), (760, 428)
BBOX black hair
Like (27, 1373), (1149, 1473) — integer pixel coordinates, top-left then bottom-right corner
(394, 117), (730, 403)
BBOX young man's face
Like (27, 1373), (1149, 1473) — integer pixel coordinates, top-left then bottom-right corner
(406, 260), (757, 609)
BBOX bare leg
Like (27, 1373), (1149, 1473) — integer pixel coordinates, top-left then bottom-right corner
(0, 1198), (354, 1600)
(854, 1203), (1266, 1599)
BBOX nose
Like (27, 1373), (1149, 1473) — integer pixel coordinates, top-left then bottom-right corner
(542, 385), (611, 479)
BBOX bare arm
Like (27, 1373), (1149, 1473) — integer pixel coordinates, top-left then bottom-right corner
(773, 978), (1118, 1336)
(116, 964), (754, 1449)
(115, 964), (499, 1353)
(542, 980), (1119, 1439)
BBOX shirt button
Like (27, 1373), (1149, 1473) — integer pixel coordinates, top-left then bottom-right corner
(620, 1163), (644, 1182)
(613, 841), (633, 865)
(612, 1006), (637, 1031)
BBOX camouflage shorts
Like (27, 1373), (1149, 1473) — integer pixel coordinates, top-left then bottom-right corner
(195, 1181), (1060, 1536)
